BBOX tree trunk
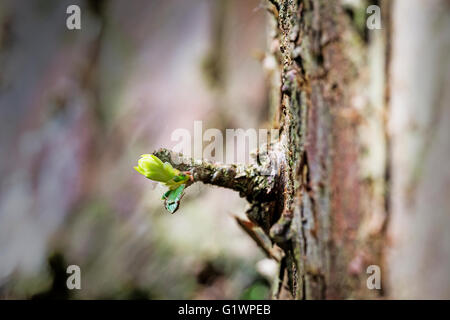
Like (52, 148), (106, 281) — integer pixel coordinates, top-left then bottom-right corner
(265, 0), (450, 299)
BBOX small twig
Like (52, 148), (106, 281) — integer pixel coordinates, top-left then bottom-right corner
(153, 148), (277, 202)
(234, 215), (283, 261)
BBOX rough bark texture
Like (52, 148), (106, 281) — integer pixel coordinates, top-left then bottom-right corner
(265, 0), (450, 300)
(265, 0), (389, 299)
(160, 0), (390, 299)
(153, 0), (450, 299)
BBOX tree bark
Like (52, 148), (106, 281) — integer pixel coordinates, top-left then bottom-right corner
(263, 0), (450, 299)
(260, 0), (388, 299)
(145, 0), (449, 299)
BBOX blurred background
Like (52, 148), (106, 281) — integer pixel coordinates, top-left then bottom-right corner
(0, 0), (274, 299)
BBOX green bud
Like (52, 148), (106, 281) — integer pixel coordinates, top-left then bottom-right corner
(134, 154), (179, 182)
(135, 154), (193, 213)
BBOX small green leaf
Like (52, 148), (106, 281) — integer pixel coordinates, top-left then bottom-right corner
(163, 184), (185, 214)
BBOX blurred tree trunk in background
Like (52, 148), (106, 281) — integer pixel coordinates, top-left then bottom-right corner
(387, 0), (450, 299)
(267, 0), (450, 299)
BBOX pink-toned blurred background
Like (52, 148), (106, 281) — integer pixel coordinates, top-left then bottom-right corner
(0, 0), (272, 299)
